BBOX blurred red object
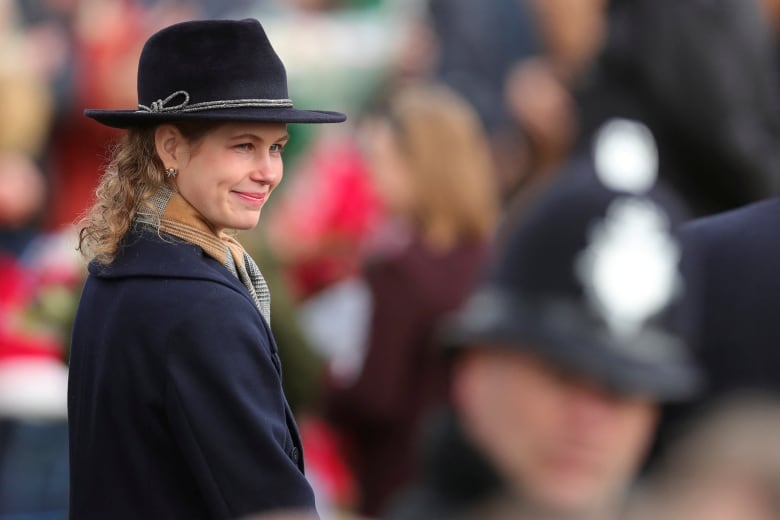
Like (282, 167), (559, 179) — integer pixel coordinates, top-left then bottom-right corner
(0, 254), (64, 361)
(268, 137), (384, 300)
(46, 1), (146, 230)
(0, 254), (31, 308)
(298, 414), (358, 509)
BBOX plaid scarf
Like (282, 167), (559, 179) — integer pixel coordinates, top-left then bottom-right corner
(136, 185), (272, 324)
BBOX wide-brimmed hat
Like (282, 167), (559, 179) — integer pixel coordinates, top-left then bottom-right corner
(85, 18), (346, 128)
(444, 119), (703, 401)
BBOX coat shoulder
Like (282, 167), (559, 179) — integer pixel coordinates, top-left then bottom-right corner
(680, 197), (780, 254)
(80, 229), (267, 338)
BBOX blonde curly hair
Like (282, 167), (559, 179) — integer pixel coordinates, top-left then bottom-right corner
(77, 122), (214, 264)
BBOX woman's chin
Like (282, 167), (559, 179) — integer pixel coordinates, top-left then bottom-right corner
(228, 212), (263, 232)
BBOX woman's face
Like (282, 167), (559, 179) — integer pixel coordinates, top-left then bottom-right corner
(170, 122), (288, 233)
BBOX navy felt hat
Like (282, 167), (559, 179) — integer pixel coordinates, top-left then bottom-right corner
(445, 119), (703, 401)
(85, 18), (346, 128)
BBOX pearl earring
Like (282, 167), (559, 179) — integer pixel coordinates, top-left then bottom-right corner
(164, 167), (177, 178)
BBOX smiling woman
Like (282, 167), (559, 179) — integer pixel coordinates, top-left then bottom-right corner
(68, 19), (345, 520)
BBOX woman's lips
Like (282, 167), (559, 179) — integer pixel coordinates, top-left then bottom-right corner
(233, 191), (266, 206)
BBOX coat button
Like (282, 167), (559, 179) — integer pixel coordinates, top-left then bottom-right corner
(291, 446), (299, 464)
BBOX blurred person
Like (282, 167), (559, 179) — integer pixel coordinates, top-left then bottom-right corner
(656, 167), (780, 468)
(526, 0), (608, 84)
(629, 394), (780, 520)
(426, 0), (609, 209)
(0, 1), (54, 256)
(0, 0), (54, 154)
(68, 19), (346, 519)
(44, 0), (199, 231)
(387, 119), (702, 520)
(0, 50), (53, 158)
(266, 134), (382, 301)
(0, 154), (46, 234)
(575, 0), (780, 471)
(324, 83), (500, 517)
(500, 0), (608, 205)
(264, 0), (438, 302)
(0, 153), (47, 257)
(575, 0), (780, 216)
(426, 0), (541, 204)
(502, 56), (578, 199)
(427, 0), (540, 138)
(0, 5), (74, 518)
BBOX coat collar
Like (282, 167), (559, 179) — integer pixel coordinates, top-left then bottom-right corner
(89, 228), (243, 293)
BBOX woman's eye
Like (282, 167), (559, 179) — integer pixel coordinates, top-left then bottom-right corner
(270, 143), (284, 153)
(234, 143), (254, 152)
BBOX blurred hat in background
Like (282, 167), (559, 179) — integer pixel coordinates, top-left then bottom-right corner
(445, 118), (702, 401)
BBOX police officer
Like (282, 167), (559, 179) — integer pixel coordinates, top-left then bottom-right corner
(387, 119), (702, 520)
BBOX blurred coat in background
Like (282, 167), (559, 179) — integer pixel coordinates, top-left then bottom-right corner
(576, 0), (780, 216)
(324, 83), (499, 517)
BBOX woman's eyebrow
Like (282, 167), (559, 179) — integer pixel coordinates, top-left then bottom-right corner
(230, 132), (290, 142)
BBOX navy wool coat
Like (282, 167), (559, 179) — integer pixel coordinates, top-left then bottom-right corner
(68, 229), (315, 519)
(653, 197), (780, 461)
(678, 198), (780, 398)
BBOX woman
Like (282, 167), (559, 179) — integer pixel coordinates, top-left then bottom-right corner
(324, 83), (500, 516)
(68, 19), (345, 519)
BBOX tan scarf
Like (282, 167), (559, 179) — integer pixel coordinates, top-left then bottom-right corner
(136, 185), (272, 324)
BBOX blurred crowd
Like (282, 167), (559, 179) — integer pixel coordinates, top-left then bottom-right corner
(5, 0), (780, 519)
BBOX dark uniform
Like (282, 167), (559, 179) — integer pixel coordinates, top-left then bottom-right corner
(576, 0), (780, 216)
(655, 198), (780, 448)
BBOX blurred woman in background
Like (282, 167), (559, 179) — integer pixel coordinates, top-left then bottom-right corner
(325, 82), (500, 517)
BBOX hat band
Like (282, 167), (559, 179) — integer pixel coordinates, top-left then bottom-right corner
(137, 90), (293, 114)
(457, 287), (687, 364)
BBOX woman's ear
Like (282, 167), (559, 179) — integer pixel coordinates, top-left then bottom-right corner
(154, 124), (182, 169)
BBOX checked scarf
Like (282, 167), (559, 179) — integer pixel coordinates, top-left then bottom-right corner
(136, 185), (272, 324)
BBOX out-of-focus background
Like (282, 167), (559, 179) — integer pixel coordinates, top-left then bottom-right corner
(4, 0), (780, 518)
